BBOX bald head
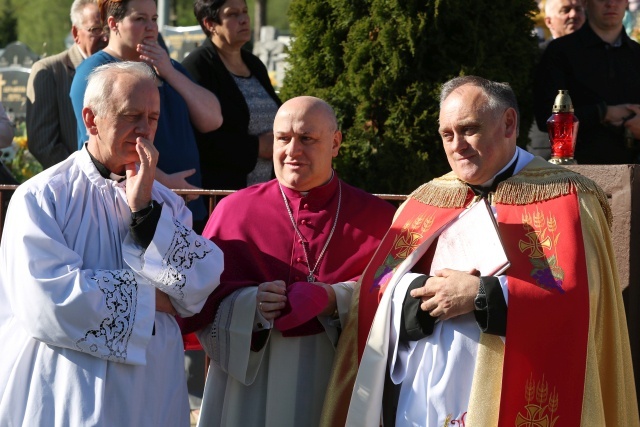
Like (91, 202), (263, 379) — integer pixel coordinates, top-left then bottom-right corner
(273, 96), (342, 191)
(277, 96), (339, 131)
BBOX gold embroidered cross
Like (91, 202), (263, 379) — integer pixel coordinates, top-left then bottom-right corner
(518, 231), (552, 258)
(393, 231), (422, 258)
(515, 405), (550, 427)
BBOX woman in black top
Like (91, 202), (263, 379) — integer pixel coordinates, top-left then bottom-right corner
(182, 0), (282, 190)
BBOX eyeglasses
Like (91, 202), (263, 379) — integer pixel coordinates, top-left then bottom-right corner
(83, 27), (105, 37)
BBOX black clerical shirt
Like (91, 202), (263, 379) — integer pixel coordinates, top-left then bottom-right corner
(399, 159), (517, 341)
(86, 146), (161, 248)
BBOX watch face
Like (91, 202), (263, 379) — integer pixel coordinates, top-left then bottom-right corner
(474, 294), (487, 311)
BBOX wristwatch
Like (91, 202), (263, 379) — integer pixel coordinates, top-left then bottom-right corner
(131, 200), (156, 221)
(474, 277), (488, 311)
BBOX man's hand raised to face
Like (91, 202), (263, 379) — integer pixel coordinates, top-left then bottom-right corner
(126, 136), (159, 212)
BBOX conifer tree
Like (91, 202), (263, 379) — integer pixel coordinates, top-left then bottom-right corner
(282, 0), (539, 194)
(0, 0), (17, 48)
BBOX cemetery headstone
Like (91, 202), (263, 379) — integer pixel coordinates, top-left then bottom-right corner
(162, 25), (206, 62)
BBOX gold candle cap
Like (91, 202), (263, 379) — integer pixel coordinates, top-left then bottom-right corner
(552, 90), (574, 113)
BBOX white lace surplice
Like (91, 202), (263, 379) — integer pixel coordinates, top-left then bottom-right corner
(0, 149), (223, 427)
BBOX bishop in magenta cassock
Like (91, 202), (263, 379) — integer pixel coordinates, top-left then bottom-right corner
(180, 96), (395, 427)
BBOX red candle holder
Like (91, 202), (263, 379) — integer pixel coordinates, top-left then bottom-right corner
(547, 90), (578, 165)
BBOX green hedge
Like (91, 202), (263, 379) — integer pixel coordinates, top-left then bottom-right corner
(282, 0), (539, 194)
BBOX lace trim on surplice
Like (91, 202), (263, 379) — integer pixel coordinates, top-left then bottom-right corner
(75, 270), (138, 362)
(155, 218), (214, 300)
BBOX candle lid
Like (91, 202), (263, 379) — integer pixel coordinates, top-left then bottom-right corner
(552, 90), (574, 113)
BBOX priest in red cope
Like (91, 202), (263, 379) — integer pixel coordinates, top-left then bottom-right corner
(180, 96), (396, 427)
(323, 76), (639, 427)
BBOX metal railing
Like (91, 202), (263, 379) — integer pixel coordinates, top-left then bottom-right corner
(0, 185), (407, 240)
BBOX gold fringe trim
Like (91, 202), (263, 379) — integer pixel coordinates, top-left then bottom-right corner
(408, 172), (469, 208)
(494, 165), (612, 229)
(407, 160), (612, 229)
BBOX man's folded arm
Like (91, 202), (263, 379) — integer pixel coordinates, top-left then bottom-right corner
(399, 274), (436, 341)
(473, 276), (507, 336)
(399, 274), (508, 341)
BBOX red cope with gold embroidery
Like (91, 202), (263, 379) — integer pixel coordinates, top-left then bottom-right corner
(357, 190), (590, 425)
(497, 192), (589, 426)
(357, 196), (468, 358)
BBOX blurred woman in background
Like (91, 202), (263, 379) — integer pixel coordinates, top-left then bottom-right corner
(182, 0), (281, 189)
(70, 0), (222, 230)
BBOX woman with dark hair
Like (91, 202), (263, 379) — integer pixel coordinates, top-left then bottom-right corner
(70, 0), (223, 229)
(182, 0), (281, 189)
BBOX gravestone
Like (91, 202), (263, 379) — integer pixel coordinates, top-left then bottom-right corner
(162, 25), (206, 62)
(0, 41), (39, 69)
(0, 42), (39, 123)
(566, 164), (640, 412)
(252, 26), (290, 89)
(0, 67), (30, 122)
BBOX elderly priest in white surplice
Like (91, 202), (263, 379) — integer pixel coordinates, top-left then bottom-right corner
(0, 61), (223, 427)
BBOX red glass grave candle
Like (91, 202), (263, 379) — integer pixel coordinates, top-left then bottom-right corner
(547, 90), (578, 165)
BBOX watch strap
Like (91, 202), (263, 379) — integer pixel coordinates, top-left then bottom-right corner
(132, 200), (155, 221)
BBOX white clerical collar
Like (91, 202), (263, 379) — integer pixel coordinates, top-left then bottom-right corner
(109, 172), (126, 183)
(480, 150), (519, 188)
(85, 144), (126, 182)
